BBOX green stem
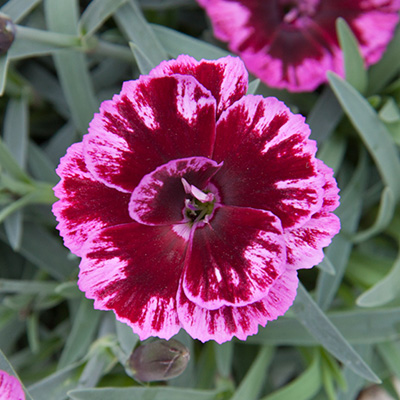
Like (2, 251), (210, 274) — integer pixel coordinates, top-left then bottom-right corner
(16, 25), (81, 48)
(94, 40), (134, 63)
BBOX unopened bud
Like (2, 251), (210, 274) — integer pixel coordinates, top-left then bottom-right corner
(0, 15), (15, 55)
(129, 339), (190, 382)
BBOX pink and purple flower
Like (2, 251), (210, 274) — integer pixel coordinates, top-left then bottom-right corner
(197, 0), (400, 92)
(0, 371), (25, 400)
(53, 55), (340, 343)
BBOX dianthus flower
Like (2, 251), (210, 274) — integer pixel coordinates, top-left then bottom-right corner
(0, 371), (25, 400)
(53, 55), (340, 343)
(197, 0), (400, 92)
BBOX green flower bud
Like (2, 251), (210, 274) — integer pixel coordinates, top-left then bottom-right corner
(0, 14), (15, 55)
(129, 339), (190, 382)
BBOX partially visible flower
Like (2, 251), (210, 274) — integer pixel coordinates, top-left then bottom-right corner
(197, 0), (400, 92)
(129, 339), (190, 381)
(53, 55), (340, 343)
(0, 371), (25, 400)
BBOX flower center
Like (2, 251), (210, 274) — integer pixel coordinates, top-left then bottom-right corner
(181, 178), (216, 224)
(279, 0), (319, 23)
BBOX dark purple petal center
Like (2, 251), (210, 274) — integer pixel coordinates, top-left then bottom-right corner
(129, 157), (223, 227)
(279, 0), (320, 24)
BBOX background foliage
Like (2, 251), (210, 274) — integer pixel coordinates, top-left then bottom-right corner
(0, 0), (400, 399)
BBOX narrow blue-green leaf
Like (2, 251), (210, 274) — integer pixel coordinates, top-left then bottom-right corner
(307, 87), (342, 143)
(378, 341), (400, 380)
(336, 18), (367, 94)
(27, 142), (58, 183)
(357, 245), (400, 307)
(247, 79), (261, 95)
(68, 387), (219, 400)
(139, 0), (195, 8)
(8, 36), (66, 60)
(379, 97), (400, 123)
(0, 55), (9, 95)
(0, 349), (34, 400)
(27, 313), (40, 353)
(337, 345), (371, 400)
(316, 255), (336, 275)
(58, 298), (101, 369)
(0, 279), (58, 294)
(353, 186), (395, 243)
(114, 0), (167, 69)
(152, 24), (230, 60)
(129, 42), (155, 75)
(44, 0), (98, 134)
(261, 351), (321, 400)
(316, 148), (367, 310)
(328, 72), (400, 200)
(79, 0), (128, 37)
(316, 129), (347, 172)
(0, 137), (31, 183)
(293, 284), (380, 383)
(0, 0), (41, 23)
(214, 341), (233, 378)
(78, 353), (115, 389)
(231, 346), (274, 400)
(0, 222), (78, 280)
(368, 24), (400, 93)
(4, 89), (29, 150)
(3, 96), (29, 250)
(44, 121), (78, 165)
(29, 362), (82, 400)
(115, 318), (139, 360)
(250, 306), (400, 346)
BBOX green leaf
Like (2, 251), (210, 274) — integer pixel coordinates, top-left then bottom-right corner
(231, 346), (274, 400)
(368, 24), (400, 93)
(337, 345), (372, 400)
(214, 341), (233, 379)
(44, 0), (99, 134)
(357, 245), (400, 307)
(3, 96), (29, 250)
(328, 72), (400, 200)
(336, 18), (367, 94)
(316, 150), (368, 309)
(129, 42), (156, 75)
(0, 222), (78, 280)
(115, 318), (140, 360)
(114, 0), (167, 69)
(79, 0), (128, 37)
(152, 24), (230, 60)
(58, 298), (101, 369)
(28, 362), (82, 400)
(0, 55), (10, 95)
(247, 79), (261, 95)
(378, 341), (400, 379)
(0, 137), (31, 183)
(307, 87), (343, 143)
(68, 387), (219, 400)
(251, 306), (400, 346)
(316, 255), (336, 276)
(261, 351), (321, 400)
(352, 186), (396, 243)
(27, 142), (58, 183)
(0, 0), (41, 23)
(292, 284), (380, 383)
(0, 279), (58, 294)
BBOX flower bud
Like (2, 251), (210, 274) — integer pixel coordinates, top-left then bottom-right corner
(129, 339), (190, 382)
(0, 15), (15, 55)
